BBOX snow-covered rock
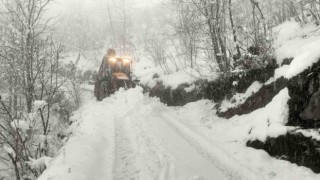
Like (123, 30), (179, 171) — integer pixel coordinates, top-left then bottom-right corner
(248, 88), (291, 142)
(274, 21), (320, 78)
(219, 81), (263, 112)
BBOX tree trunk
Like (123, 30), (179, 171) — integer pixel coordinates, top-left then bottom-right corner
(229, 0), (241, 58)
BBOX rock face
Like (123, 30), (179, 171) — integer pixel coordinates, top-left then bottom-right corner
(247, 132), (320, 173)
(204, 65), (277, 102)
(300, 90), (320, 121)
(248, 59), (320, 174)
(149, 82), (204, 106)
(287, 60), (320, 128)
(218, 77), (287, 118)
(149, 65), (277, 106)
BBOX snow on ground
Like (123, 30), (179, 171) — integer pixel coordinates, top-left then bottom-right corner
(274, 21), (320, 78)
(138, 68), (201, 89)
(160, 68), (199, 89)
(219, 81), (263, 112)
(134, 58), (200, 89)
(39, 86), (320, 180)
(39, 87), (228, 180)
(133, 53), (218, 89)
(174, 98), (320, 180)
(133, 56), (162, 88)
(38, 90), (114, 180)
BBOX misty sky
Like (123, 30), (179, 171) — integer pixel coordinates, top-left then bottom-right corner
(50, 0), (161, 15)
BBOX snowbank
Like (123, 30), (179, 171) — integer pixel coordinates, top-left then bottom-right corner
(133, 56), (161, 88)
(133, 52), (218, 89)
(134, 59), (199, 89)
(38, 90), (116, 180)
(285, 40), (320, 78)
(160, 69), (198, 89)
(173, 91), (320, 180)
(274, 21), (320, 78)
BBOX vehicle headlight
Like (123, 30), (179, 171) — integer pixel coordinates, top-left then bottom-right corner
(123, 58), (131, 64)
(109, 57), (117, 63)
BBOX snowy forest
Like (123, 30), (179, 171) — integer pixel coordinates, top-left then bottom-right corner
(1, 0), (320, 179)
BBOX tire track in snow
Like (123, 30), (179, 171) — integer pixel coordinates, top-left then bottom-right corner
(160, 112), (264, 180)
(112, 104), (175, 180)
(130, 115), (176, 180)
(113, 117), (139, 180)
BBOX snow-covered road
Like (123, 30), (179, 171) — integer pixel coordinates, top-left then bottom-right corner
(38, 86), (320, 180)
(113, 100), (228, 180)
(38, 87), (232, 180)
(104, 87), (230, 180)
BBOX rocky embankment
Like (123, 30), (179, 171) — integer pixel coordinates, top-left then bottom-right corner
(147, 60), (320, 173)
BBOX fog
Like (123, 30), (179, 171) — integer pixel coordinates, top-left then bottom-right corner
(47, 0), (166, 54)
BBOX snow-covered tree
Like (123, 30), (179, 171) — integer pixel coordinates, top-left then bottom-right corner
(0, 0), (80, 179)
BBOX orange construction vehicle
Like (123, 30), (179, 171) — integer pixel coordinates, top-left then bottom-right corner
(94, 49), (134, 100)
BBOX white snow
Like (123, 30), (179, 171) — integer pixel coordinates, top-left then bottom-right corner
(274, 65), (290, 80)
(135, 64), (198, 89)
(285, 40), (320, 78)
(39, 85), (320, 180)
(28, 156), (53, 170)
(295, 129), (320, 141)
(273, 21), (301, 47)
(264, 77), (275, 85)
(133, 56), (161, 88)
(133, 52), (218, 90)
(33, 100), (47, 110)
(173, 93), (320, 180)
(184, 84), (196, 93)
(60, 52), (99, 73)
(219, 81), (263, 112)
(263, 64), (289, 86)
(134, 57), (199, 90)
(232, 81), (238, 86)
(161, 69), (197, 89)
(3, 146), (15, 157)
(10, 119), (29, 132)
(38, 89), (114, 180)
(248, 88), (291, 142)
(274, 21), (320, 78)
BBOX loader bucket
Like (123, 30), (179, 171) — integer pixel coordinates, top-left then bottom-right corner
(113, 72), (130, 80)
(112, 72), (132, 90)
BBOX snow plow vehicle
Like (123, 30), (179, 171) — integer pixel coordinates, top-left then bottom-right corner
(94, 49), (134, 101)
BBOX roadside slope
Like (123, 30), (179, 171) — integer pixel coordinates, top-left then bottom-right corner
(38, 89), (115, 180)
